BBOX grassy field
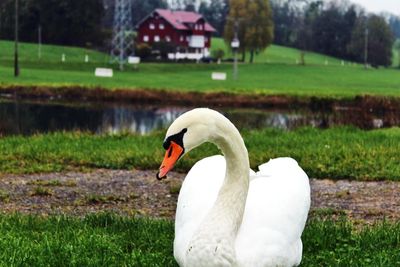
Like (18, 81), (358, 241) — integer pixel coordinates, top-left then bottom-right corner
(1, 40), (400, 97)
(212, 38), (348, 66)
(0, 213), (398, 267)
(0, 40), (108, 64)
(0, 127), (399, 180)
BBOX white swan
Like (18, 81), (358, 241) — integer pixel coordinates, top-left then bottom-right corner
(156, 108), (310, 267)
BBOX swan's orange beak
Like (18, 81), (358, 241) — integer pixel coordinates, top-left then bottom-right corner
(156, 141), (184, 180)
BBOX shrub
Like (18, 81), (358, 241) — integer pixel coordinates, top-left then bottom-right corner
(135, 43), (152, 59)
(212, 48), (225, 60)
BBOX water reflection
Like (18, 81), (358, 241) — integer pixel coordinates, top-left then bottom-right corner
(0, 98), (399, 136)
(99, 107), (187, 134)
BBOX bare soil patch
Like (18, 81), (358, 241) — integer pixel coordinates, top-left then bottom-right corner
(0, 169), (398, 224)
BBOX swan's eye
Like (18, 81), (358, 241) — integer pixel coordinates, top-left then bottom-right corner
(163, 128), (187, 150)
(163, 140), (170, 150)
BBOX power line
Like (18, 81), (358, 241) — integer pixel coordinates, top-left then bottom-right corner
(14, 0), (19, 77)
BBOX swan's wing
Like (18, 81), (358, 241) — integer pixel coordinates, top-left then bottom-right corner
(236, 157), (311, 267)
(174, 155), (226, 265)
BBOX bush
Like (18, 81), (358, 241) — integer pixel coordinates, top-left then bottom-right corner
(152, 41), (175, 59)
(212, 48), (225, 60)
(135, 43), (152, 59)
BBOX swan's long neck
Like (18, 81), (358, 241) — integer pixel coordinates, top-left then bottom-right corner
(186, 115), (250, 265)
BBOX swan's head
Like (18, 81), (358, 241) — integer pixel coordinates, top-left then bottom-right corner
(156, 108), (220, 180)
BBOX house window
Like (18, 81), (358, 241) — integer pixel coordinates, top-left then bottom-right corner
(180, 35), (184, 42)
(159, 23), (164, 30)
(149, 23), (155, 30)
(199, 24), (203, 30)
(194, 24), (198, 30)
(186, 36), (190, 41)
(154, 35), (160, 42)
(143, 35), (149, 42)
(165, 36), (171, 42)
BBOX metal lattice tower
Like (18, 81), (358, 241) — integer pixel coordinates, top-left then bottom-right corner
(110, 0), (134, 70)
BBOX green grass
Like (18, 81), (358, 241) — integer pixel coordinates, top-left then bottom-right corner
(0, 213), (175, 267)
(0, 213), (398, 266)
(211, 38), (347, 66)
(0, 127), (400, 180)
(0, 40), (108, 64)
(1, 40), (400, 97)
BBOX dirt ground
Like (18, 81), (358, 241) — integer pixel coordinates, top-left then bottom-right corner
(0, 169), (399, 224)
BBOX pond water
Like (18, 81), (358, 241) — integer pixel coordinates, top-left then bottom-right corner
(0, 98), (399, 136)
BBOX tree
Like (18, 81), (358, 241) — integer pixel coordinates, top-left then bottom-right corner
(102, 0), (169, 28)
(245, 0), (274, 63)
(349, 15), (394, 67)
(132, 0), (169, 25)
(224, 0), (248, 61)
(270, 0), (300, 47)
(224, 0), (274, 63)
(198, 0), (228, 36)
(311, 3), (357, 59)
(183, 0), (196, 11)
(296, 1), (322, 65)
(0, 0), (106, 47)
(388, 15), (400, 39)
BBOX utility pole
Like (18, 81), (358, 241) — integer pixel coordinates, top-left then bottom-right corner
(38, 25), (42, 60)
(231, 19), (240, 80)
(14, 0), (19, 77)
(110, 0), (134, 71)
(364, 27), (369, 69)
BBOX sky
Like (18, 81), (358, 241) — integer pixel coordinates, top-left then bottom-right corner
(344, 0), (400, 15)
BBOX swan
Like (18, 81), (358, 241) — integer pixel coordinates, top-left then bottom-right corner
(156, 108), (310, 267)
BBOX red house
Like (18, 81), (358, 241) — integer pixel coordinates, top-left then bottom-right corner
(136, 9), (216, 60)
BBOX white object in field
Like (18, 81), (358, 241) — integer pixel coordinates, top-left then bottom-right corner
(212, 72), (227, 81)
(61, 54), (66, 62)
(95, 68), (113, 78)
(128, 56), (140, 64)
(341, 60), (345, 66)
(325, 59), (328, 65)
(85, 55), (89, 63)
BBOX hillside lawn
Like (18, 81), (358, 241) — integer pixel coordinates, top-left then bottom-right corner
(0, 40), (399, 97)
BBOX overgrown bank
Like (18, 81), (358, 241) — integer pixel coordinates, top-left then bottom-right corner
(2, 85), (400, 111)
(0, 127), (399, 180)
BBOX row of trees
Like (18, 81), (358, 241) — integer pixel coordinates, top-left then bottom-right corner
(0, 0), (105, 47)
(186, 0), (397, 66)
(271, 0), (395, 67)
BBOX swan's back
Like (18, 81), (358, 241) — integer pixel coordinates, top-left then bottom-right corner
(236, 157), (310, 267)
